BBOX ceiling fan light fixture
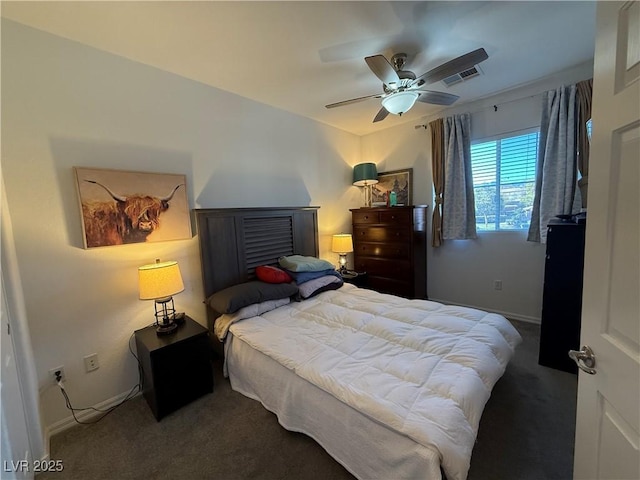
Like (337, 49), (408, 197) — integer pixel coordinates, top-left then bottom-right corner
(381, 91), (419, 115)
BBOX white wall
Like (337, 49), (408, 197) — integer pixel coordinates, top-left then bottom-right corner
(362, 61), (593, 322)
(1, 20), (361, 431)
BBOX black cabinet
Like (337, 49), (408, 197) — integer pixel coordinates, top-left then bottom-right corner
(538, 220), (586, 374)
(135, 316), (214, 420)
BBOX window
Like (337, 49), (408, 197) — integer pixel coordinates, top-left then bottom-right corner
(471, 130), (539, 231)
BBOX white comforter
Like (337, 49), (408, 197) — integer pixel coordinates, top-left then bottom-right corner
(228, 284), (522, 480)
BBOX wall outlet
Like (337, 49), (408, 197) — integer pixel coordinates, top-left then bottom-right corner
(494, 280), (503, 291)
(84, 353), (99, 372)
(49, 366), (65, 383)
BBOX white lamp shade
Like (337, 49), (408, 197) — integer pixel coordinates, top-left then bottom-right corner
(331, 234), (354, 254)
(138, 260), (185, 300)
(381, 91), (419, 115)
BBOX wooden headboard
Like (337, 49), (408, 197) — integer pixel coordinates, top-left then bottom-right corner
(195, 207), (320, 332)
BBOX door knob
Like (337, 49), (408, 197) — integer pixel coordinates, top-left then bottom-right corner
(568, 345), (597, 374)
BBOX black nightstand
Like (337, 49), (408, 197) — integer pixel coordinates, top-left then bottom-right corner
(341, 271), (369, 288)
(134, 316), (213, 421)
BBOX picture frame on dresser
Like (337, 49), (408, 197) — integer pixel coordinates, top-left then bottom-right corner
(372, 168), (413, 206)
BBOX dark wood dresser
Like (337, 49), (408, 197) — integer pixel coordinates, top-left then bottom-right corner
(350, 206), (427, 299)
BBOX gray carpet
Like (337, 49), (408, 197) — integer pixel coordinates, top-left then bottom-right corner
(39, 320), (577, 480)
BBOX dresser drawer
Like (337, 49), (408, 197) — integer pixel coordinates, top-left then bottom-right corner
(354, 257), (411, 277)
(352, 210), (379, 224)
(354, 226), (411, 243)
(353, 208), (414, 225)
(379, 208), (412, 224)
(355, 242), (410, 259)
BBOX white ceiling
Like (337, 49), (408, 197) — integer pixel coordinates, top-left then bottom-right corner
(1, 1), (597, 136)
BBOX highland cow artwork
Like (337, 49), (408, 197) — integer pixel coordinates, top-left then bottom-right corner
(74, 167), (191, 248)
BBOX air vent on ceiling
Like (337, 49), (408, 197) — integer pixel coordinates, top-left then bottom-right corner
(442, 65), (482, 87)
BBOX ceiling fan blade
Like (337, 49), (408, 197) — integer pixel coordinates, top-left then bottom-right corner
(365, 55), (400, 86)
(412, 48), (488, 86)
(373, 107), (389, 123)
(325, 93), (381, 109)
(416, 90), (460, 106)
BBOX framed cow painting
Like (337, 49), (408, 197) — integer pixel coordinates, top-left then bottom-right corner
(74, 167), (191, 248)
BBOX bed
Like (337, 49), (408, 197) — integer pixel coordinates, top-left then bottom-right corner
(195, 207), (522, 480)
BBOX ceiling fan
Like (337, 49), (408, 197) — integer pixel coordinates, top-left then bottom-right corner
(325, 48), (488, 123)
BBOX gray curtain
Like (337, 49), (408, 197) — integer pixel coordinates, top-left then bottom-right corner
(528, 85), (581, 243)
(443, 113), (477, 240)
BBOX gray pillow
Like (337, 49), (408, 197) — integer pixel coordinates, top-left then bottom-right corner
(206, 281), (298, 314)
(278, 255), (335, 272)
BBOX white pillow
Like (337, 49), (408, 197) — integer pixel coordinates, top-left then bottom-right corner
(298, 275), (341, 299)
(214, 297), (290, 341)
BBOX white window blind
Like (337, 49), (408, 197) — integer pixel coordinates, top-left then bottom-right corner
(471, 130), (539, 231)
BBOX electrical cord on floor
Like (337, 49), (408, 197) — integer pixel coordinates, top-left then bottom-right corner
(56, 332), (144, 425)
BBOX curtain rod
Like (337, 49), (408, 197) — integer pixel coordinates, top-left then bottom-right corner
(414, 92), (539, 130)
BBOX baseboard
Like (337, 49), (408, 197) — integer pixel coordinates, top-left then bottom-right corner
(428, 297), (541, 324)
(44, 388), (142, 452)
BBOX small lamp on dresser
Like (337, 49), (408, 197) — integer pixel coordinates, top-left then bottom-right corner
(353, 162), (379, 207)
(138, 259), (185, 335)
(332, 234), (353, 274)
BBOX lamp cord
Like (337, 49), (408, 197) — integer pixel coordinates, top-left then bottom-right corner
(56, 331), (145, 425)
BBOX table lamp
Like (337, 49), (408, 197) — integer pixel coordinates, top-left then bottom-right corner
(353, 163), (379, 207)
(332, 234), (354, 274)
(139, 259), (185, 335)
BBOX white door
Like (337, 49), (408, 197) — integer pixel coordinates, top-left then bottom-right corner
(1, 285), (32, 480)
(572, 1), (640, 479)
